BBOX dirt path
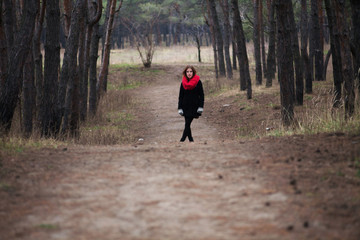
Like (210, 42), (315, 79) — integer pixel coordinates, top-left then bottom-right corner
(1, 65), (360, 240)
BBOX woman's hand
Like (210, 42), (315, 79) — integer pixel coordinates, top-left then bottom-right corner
(178, 109), (184, 116)
(197, 107), (203, 114)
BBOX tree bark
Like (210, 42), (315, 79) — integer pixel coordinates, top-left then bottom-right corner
(63, 0), (72, 39)
(266, 0), (276, 87)
(232, 39), (237, 70)
(81, 0), (102, 119)
(260, 0), (267, 78)
(208, 0), (226, 77)
(41, 0), (60, 136)
(219, 0), (233, 79)
(276, 0), (294, 126)
(231, 0), (252, 98)
(0, 0), (38, 132)
(350, 0), (360, 95)
(98, 0), (117, 95)
(311, 0), (323, 81)
(0, 0), (8, 88)
(318, 0), (325, 81)
(301, 0), (313, 94)
(333, 0), (355, 119)
(205, 2), (218, 79)
(57, 0), (86, 134)
(22, 51), (35, 137)
(33, 0), (46, 126)
(89, 23), (100, 116)
(78, 1), (87, 122)
(324, 0), (343, 107)
(3, 0), (15, 50)
(288, 0), (304, 105)
(323, 48), (332, 81)
(253, 0), (262, 85)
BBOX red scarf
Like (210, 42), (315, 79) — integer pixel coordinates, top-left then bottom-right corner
(182, 74), (200, 90)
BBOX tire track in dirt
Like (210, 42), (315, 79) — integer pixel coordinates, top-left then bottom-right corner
(4, 65), (342, 240)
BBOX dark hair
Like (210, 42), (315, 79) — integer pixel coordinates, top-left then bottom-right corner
(182, 65), (197, 79)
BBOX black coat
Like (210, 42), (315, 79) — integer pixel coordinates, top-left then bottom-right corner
(178, 80), (204, 118)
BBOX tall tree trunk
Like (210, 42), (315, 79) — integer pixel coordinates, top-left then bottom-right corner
(219, 0), (233, 79)
(324, 0), (343, 107)
(318, 0), (324, 81)
(3, 0), (15, 50)
(0, 0), (38, 132)
(266, 0), (276, 87)
(98, 0), (117, 95)
(253, 0), (262, 85)
(82, 0), (102, 119)
(276, 0), (294, 126)
(69, 69), (80, 137)
(0, 0), (8, 88)
(33, 0), (46, 126)
(78, 1), (87, 122)
(205, 1), (219, 79)
(260, 0), (267, 78)
(301, 0), (313, 94)
(41, 0), (60, 136)
(89, 23), (100, 116)
(350, 0), (360, 95)
(311, 0), (323, 81)
(208, 0), (226, 77)
(22, 51), (35, 137)
(57, 0), (86, 134)
(288, 0), (304, 105)
(334, 0), (355, 118)
(231, 0), (252, 98)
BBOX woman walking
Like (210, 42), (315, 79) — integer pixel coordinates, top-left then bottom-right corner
(178, 65), (204, 142)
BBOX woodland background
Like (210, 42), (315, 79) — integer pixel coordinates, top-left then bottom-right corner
(0, 0), (359, 142)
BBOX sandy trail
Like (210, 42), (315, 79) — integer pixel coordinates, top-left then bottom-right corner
(3, 66), (346, 240)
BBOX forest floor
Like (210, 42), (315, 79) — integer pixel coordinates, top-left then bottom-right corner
(1, 64), (360, 240)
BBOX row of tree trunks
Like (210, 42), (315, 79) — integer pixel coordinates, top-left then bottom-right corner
(208, 0), (226, 77)
(231, 0), (252, 99)
(98, 0), (117, 94)
(57, 0), (85, 136)
(81, 0), (102, 120)
(324, 0), (342, 107)
(219, 0), (233, 79)
(205, 0), (218, 79)
(0, 0), (38, 132)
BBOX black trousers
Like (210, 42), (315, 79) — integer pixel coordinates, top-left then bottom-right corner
(181, 117), (194, 142)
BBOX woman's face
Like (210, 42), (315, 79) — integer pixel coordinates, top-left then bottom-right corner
(186, 68), (194, 79)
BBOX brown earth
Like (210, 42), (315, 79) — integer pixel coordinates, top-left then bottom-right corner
(1, 65), (360, 240)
